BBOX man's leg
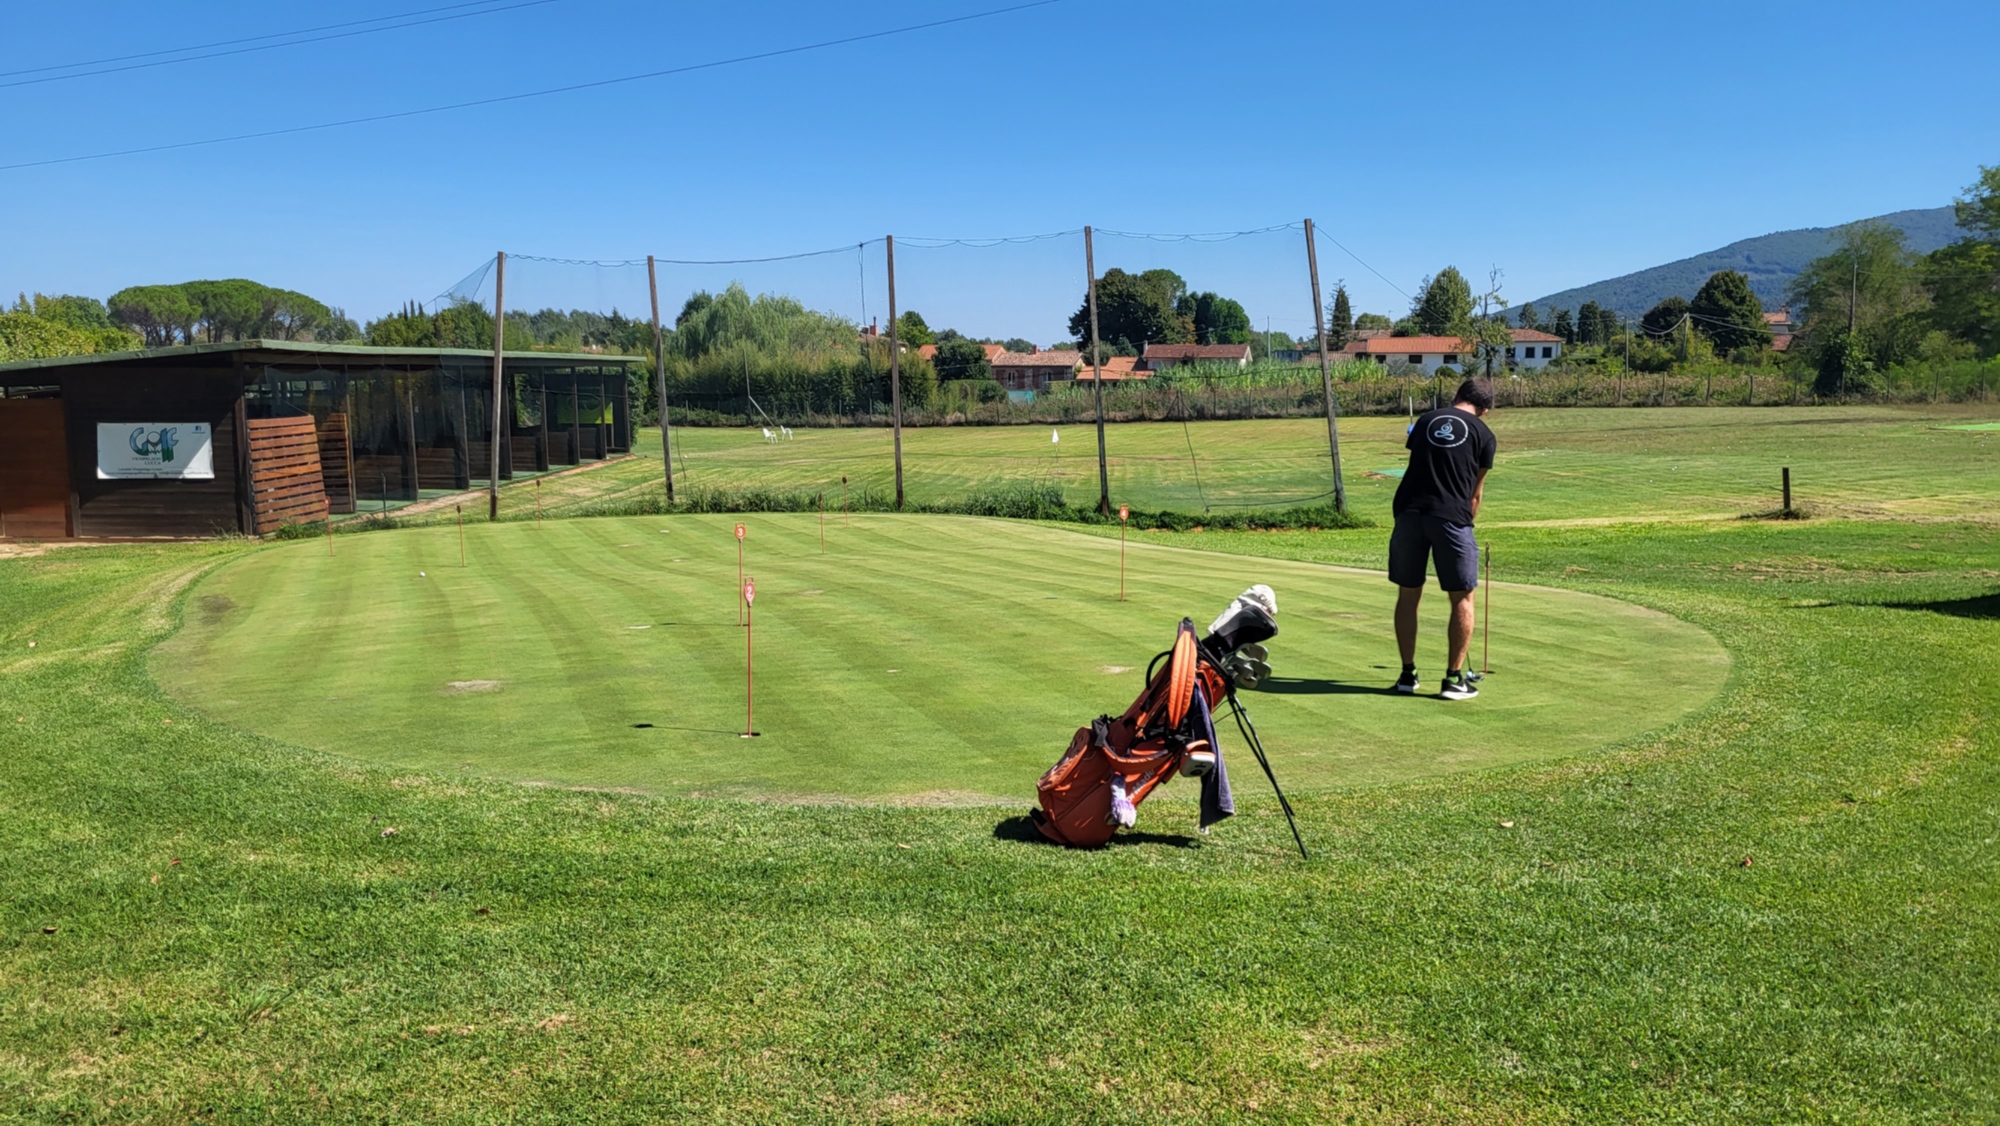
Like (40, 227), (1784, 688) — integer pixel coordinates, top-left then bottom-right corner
(1445, 588), (1475, 674)
(1396, 585), (1423, 667)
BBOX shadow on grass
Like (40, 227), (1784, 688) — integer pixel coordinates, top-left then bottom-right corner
(992, 814), (1198, 850)
(1253, 677), (1399, 696)
(1868, 591), (2000, 621)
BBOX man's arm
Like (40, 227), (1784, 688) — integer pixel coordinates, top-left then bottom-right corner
(1470, 469), (1487, 520)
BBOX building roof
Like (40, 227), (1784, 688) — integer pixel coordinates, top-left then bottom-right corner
(1349, 336), (1475, 355)
(1076, 356), (1146, 379)
(1142, 343), (1253, 361)
(1762, 311), (1792, 325)
(0, 338), (647, 376)
(1771, 334), (1794, 352)
(917, 344), (938, 359)
(992, 350), (1082, 368)
(1510, 328), (1563, 343)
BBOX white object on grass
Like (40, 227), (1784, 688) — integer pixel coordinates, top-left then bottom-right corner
(761, 428), (776, 443)
(1051, 429), (1059, 444)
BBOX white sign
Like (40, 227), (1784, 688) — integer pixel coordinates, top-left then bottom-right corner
(97, 423), (215, 480)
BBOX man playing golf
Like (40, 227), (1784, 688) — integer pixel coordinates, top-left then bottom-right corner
(1389, 376), (1496, 700)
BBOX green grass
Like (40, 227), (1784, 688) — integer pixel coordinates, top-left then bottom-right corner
(153, 516), (1725, 800)
(3, 410), (1999, 1122)
(525, 404), (2000, 524)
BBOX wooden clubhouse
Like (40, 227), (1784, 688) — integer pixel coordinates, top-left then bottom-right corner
(0, 341), (645, 540)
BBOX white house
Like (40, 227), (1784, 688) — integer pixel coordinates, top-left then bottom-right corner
(1343, 329), (1564, 373)
(1506, 329), (1563, 370)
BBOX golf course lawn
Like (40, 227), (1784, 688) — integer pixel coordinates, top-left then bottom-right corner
(4, 408), (1998, 1122)
(154, 516), (1728, 800)
(502, 404), (2000, 524)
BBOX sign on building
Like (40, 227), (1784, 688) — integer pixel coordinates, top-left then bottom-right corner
(96, 423), (215, 480)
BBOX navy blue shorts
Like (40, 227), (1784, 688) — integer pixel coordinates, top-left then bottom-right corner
(1388, 511), (1479, 591)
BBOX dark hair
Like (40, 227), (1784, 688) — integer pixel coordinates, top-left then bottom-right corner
(1453, 377), (1494, 412)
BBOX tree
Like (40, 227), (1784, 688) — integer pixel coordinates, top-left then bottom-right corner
(1175, 291), (1252, 344)
(1576, 300), (1604, 344)
(1069, 267), (1191, 353)
(1788, 222), (1929, 378)
(321, 308), (361, 343)
(1689, 270), (1771, 355)
(1002, 337), (1036, 353)
(932, 337), (992, 382)
(1326, 283), (1353, 350)
(25, 293), (114, 331)
(1595, 305), (1623, 346)
(182, 279), (267, 341)
(1640, 296), (1690, 338)
(1953, 163), (2000, 242)
(1408, 267), (1474, 336)
(1925, 238), (2000, 357)
(365, 302), (436, 347)
(1353, 311), (1391, 332)
(895, 310), (934, 347)
(1516, 301), (1538, 330)
(265, 289), (332, 341)
(1552, 307), (1575, 344)
(108, 285), (200, 346)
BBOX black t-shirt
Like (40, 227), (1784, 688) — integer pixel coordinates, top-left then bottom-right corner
(1392, 407), (1495, 525)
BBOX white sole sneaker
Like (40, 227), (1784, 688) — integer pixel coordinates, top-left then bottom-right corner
(1440, 682), (1479, 701)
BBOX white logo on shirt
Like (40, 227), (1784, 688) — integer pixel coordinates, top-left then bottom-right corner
(1427, 414), (1470, 448)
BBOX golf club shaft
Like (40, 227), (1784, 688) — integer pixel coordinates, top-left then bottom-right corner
(1227, 692), (1307, 860)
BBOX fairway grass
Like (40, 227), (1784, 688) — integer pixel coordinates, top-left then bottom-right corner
(4, 407), (1998, 1122)
(154, 516), (1727, 800)
(509, 404), (2000, 525)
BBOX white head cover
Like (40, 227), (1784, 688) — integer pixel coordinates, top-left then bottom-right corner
(1209, 584), (1278, 636)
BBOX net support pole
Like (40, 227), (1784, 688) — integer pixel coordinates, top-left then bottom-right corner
(1085, 225), (1111, 516)
(887, 235), (905, 510)
(1303, 220), (1347, 514)
(488, 251), (506, 521)
(648, 255), (675, 504)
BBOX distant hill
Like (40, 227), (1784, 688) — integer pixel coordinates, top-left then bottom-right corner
(1524, 207), (1963, 321)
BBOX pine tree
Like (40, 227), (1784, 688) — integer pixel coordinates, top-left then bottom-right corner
(1552, 307), (1575, 344)
(1577, 300), (1603, 345)
(1327, 283), (1353, 350)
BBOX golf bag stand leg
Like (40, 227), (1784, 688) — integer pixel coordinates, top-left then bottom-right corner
(1225, 688), (1308, 860)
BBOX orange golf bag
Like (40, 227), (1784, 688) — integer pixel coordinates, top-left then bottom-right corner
(1032, 619), (1226, 848)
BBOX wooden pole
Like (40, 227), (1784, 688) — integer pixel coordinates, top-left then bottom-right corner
(841, 475), (848, 524)
(819, 491), (825, 552)
(886, 235), (904, 510)
(1118, 506), (1127, 602)
(648, 255), (675, 504)
(1782, 466), (1792, 513)
(535, 477), (542, 527)
(489, 252), (505, 520)
(1084, 226), (1111, 516)
(457, 503), (466, 567)
(1303, 218), (1348, 513)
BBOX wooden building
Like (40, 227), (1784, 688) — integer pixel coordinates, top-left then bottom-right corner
(0, 341), (645, 540)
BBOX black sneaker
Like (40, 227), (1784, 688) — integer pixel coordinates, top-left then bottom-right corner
(1393, 670), (1421, 694)
(1440, 672), (1479, 700)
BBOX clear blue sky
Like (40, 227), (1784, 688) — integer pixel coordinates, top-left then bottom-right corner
(3, 0), (1996, 344)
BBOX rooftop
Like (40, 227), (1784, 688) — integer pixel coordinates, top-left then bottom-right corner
(1142, 343), (1254, 360)
(992, 350), (1083, 368)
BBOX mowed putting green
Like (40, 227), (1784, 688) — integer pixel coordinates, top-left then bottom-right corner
(155, 516), (1729, 800)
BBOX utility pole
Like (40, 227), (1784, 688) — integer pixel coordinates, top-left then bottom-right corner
(648, 255), (674, 503)
(488, 251), (506, 520)
(887, 235), (904, 510)
(1084, 226), (1110, 516)
(1303, 219), (1348, 513)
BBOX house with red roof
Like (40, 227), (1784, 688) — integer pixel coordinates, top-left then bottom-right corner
(1139, 342), (1253, 371)
(1342, 328), (1564, 374)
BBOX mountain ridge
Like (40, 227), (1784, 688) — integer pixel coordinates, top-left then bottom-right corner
(1523, 207), (1963, 321)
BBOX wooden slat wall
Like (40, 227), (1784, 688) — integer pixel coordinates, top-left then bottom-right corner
(318, 412), (356, 514)
(510, 427), (544, 472)
(0, 399), (73, 538)
(246, 416), (329, 535)
(64, 367), (242, 538)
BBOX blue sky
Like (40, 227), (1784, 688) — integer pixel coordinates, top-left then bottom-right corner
(3, 0), (1995, 344)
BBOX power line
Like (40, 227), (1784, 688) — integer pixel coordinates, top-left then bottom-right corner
(0, 0), (1063, 173)
(0, 0), (558, 90)
(0, 0), (524, 78)
(1312, 226), (1412, 300)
